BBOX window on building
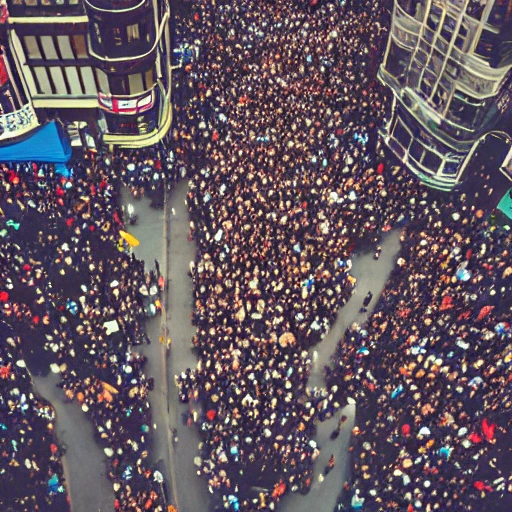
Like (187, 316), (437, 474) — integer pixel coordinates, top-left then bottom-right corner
(426, 4), (442, 31)
(455, 23), (468, 50)
(415, 49), (428, 66)
(409, 140), (424, 163)
(474, 29), (498, 61)
(423, 149), (442, 172)
(406, 64), (422, 90)
(445, 58), (459, 79)
(95, 69), (110, 95)
(393, 119), (412, 150)
(423, 27), (435, 44)
(71, 35), (88, 59)
(40, 36), (59, 60)
(64, 67), (83, 95)
(112, 28), (123, 47)
(144, 68), (155, 89)
(397, 0), (426, 20)
(448, 91), (487, 127)
(109, 76), (129, 95)
(49, 67), (67, 94)
(57, 36), (75, 60)
(127, 24), (140, 43)
(466, 0), (485, 21)
(78, 67), (96, 94)
(420, 70), (435, 98)
(33, 67), (52, 94)
(24, 36), (42, 59)
(440, 15), (456, 42)
(128, 73), (144, 95)
(443, 159), (461, 175)
(385, 40), (411, 82)
(432, 85), (448, 110)
(430, 49), (444, 74)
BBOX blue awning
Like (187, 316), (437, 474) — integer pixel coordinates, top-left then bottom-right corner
(0, 121), (71, 163)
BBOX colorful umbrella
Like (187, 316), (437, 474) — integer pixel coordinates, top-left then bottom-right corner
(101, 381), (119, 394)
(119, 230), (140, 247)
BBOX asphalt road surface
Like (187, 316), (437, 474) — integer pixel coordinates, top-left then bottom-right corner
(28, 187), (402, 512)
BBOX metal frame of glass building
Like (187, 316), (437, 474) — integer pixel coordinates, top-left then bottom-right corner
(379, 0), (512, 190)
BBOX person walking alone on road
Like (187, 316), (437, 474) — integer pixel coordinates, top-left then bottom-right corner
(360, 291), (373, 313)
(325, 454), (336, 475)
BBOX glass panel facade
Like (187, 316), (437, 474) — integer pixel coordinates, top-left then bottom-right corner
(385, 39), (411, 82)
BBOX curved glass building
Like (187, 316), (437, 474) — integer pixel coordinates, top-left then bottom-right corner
(379, 0), (512, 190)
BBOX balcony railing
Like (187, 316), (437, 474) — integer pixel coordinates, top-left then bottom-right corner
(83, 0), (148, 13)
(87, 10), (168, 73)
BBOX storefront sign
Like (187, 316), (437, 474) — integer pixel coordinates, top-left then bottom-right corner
(98, 90), (155, 116)
(0, 103), (39, 141)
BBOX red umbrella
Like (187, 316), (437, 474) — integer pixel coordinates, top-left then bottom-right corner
(482, 419), (496, 441)
(440, 296), (453, 311)
(206, 410), (216, 421)
(0, 364), (11, 379)
(476, 305), (494, 322)
(474, 481), (493, 492)
(469, 432), (483, 444)
(401, 424), (411, 437)
(0, 291), (8, 302)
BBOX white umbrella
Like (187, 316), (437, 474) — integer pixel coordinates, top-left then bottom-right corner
(50, 364), (61, 374)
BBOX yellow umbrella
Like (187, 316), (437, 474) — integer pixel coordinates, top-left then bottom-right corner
(119, 230), (140, 247)
(101, 381), (119, 394)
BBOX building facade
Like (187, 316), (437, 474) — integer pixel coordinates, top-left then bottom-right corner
(3, 0), (172, 148)
(379, 0), (512, 190)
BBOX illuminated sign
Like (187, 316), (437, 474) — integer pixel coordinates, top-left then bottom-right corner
(98, 89), (155, 115)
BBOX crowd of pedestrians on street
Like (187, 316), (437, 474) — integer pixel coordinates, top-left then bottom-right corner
(0, 322), (69, 512)
(1, 1), (511, 512)
(173, 0), (408, 509)
(172, 0), (511, 511)
(326, 201), (512, 511)
(0, 157), (168, 511)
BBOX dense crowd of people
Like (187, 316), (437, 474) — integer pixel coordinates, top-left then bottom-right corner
(326, 202), (512, 511)
(0, 159), (166, 511)
(174, 0), (406, 509)
(172, 0), (511, 511)
(96, 142), (185, 206)
(1, 0), (511, 511)
(0, 322), (69, 512)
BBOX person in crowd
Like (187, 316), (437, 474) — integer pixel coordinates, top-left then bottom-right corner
(172, 0), (511, 510)
(0, 156), (167, 511)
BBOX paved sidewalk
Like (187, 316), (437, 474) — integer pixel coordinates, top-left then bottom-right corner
(280, 229), (402, 512)
(121, 183), (211, 512)
(32, 373), (114, 512)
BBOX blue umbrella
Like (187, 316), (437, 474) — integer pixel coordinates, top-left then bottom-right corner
(494, 322), (509, 335)
(122, 465), (133, 480)
(66, 299), (78, 315)
(455, 267), (471, 281)
(391, 385), (404, 400)
(48, 474), (59, 493)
